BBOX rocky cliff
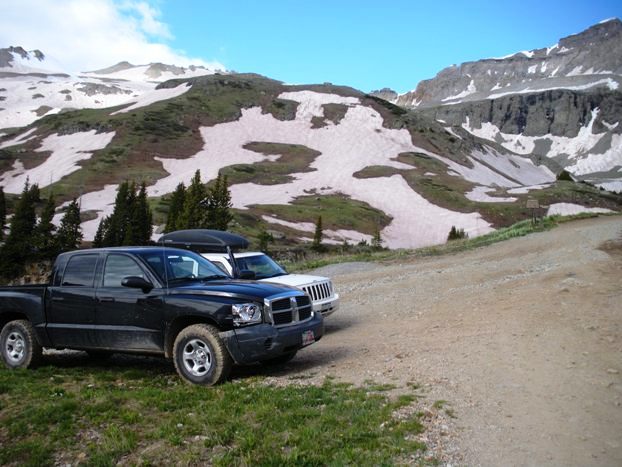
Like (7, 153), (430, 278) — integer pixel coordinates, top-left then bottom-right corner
(396, 19), (622, 108)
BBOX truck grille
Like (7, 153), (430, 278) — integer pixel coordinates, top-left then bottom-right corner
(266, 295), (313, 327)
(301, 281), (333, 303)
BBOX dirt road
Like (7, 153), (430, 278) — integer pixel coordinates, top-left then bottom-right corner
(277, 216), (622, 466)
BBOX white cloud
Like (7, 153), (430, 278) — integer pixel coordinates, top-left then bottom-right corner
(0, 0), (224, 73)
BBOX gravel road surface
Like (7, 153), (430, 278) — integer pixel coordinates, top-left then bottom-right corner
(273, 216), (622, 466)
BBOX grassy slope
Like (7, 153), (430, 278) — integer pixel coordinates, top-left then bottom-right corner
(0, 363), (425, 466)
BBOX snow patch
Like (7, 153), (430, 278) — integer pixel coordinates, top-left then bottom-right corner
(111, 83), (192, 114)
(466, 186), (517, 203)
(262, 215), (372, 245)
(1, 130), (115, 193)
(441, 80), (476, 102)
(528, 65), (537, 74)
(0, 128), (38, 149)
(487, 78), (618, 99)
(547, 203), (613, 216)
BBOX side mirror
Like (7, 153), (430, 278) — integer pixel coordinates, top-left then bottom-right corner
(121, 276), (153, 292)
(238, 269), (256, 280)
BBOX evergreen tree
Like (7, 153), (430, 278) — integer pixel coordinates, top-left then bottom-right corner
(165, 182), (186, 232)
(35, 194), (58, 259)
(312, 215), (323, 251)
(122, 181), (138, 245)
(0, 187), (6, 241)
(205, 173), (233, 230)
(371, 227), (383, 250)
(134, 182), (153, 244)
(56, 199), (83, 252)
(0, 181), (40, 278)
(93, 181), (153, 247)
(93, 217), (110, 248)
(180, 170), (206, 229)
(257, 230), (273, 253)
(101, 181), (131, 246)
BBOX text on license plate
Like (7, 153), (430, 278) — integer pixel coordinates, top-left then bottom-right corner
(302, 330), (315, 346)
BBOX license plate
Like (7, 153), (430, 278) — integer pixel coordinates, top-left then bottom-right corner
(302, 330), (315, 346)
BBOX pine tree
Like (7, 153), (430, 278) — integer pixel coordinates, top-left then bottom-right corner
(56, 199), (83, 252)
(101, 181), (130, 246)
(312, 215), (323, 251)
(371, 227), (383, 250)
(93, 217), (110, 248)
(135, 182), (153, 244)
(122, 181), (137, 245)
(0, 181), (40, 278)
(35, 194), (58, 259)
(0, 187), (6, 241)
(205, 173), (233, 230)
(180, 170), (206, 229)
(257, 230), (273, 253)
(165, 182), (186, 232)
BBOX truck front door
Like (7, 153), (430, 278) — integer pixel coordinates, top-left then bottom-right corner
(95, 253), (165, 352)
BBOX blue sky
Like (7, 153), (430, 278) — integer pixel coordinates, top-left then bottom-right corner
(1, 0), (621, 93)
(160, 0), (621, 93)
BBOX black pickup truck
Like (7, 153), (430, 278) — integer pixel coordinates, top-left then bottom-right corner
(0, 247), (323, 385)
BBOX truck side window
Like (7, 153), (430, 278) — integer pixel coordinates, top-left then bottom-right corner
(103, 254), (146, 287)
(62, 255), (98, 287)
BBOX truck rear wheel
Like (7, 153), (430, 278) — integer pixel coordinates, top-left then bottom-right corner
(0, 319), (43, 369)
(173, 324), (232, 385)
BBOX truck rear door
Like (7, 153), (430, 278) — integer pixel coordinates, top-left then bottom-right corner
(46, 252), (100, 348)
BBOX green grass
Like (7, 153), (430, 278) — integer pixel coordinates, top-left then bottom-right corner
(0, 362), (426, 466)
(220, 142), (321, 185)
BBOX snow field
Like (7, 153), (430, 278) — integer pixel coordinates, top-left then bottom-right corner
(262, 216), (372, 245)
(0, 130), (116, 194)
(0, 74), (155, 129)
(0, 127), (38, 149)
(546, 203), (613, 216)
(149, 90), (494, 248)
(110, 83), (192, 115)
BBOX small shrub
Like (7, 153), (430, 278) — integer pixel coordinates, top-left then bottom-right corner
(447, 226), (468, 241)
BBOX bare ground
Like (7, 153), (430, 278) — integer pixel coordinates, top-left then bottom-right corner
(267, 216), (622, 466)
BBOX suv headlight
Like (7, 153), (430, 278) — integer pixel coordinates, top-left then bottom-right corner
(232, 303), (263, 326)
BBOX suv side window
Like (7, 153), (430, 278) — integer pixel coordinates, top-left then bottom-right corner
(62, 254), (98, 287)
(103, 254), (146, 287)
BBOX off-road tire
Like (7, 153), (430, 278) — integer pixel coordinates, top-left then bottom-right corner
(173, 324), (232, 385)
(0, 319), (43, 369)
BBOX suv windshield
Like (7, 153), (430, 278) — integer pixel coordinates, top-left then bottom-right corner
(236, 254), (287, 280)
(138, 250), (228, 283)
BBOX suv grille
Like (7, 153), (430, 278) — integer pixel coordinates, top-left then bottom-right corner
(301, 281), (333, 303)
(266, 295), (313, 327)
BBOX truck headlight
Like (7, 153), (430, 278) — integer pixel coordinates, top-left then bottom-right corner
(232, 303), (262, 326)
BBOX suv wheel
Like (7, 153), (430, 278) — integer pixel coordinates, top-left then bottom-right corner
(173, 324), (232, 385)
(0, 319), (43, 369)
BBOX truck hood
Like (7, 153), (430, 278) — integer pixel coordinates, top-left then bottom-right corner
(260, 273), (328, 288)
(171, 280), (300, 301)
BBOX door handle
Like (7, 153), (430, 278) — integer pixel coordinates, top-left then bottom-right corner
(98, 297), (115, 303)
(51, 296), (64, 302)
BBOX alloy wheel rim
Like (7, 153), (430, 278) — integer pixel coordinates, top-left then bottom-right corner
(5, 331), (26, 363)
(182, 338), (212, 376)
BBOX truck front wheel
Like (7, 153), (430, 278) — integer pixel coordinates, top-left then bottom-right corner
(0, 319), (43, 369)
(173, 324), (232, 385)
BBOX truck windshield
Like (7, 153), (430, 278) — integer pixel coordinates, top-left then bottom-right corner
(138, 250), (229, 283)
(236, 254), (287, 280)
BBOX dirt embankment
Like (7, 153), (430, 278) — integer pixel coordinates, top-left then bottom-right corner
(278, 216), (622, 466)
